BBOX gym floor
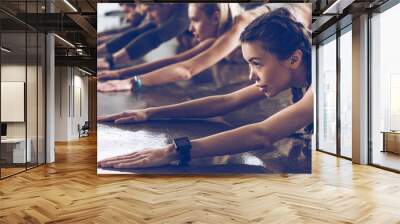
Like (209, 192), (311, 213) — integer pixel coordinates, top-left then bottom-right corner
(97, 78), (310, 174)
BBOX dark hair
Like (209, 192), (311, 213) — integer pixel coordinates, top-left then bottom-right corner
(240, 8), (311, 102)
(240, 8), (310, 62)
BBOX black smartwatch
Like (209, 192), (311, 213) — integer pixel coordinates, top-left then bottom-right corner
(173, 137), (192, 166)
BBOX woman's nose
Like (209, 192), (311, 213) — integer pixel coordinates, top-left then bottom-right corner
(248, 70), (259, 82)
(188, 24), (194, 33)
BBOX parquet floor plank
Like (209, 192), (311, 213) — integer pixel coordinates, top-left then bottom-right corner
(0, 135), (399, 223)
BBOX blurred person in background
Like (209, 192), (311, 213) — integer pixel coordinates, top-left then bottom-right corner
(97, 3), (147, 46)
(97, 3), (189, 71)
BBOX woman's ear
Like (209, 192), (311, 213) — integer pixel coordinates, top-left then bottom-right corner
(289, 49), (303, 69)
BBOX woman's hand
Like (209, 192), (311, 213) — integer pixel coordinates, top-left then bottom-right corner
(97, 58), (110, 71)
(97, 109), (150, 123)
(97, 79), (134, 92)
(98, 70), (121, 81)
(98, 145), (178, 169)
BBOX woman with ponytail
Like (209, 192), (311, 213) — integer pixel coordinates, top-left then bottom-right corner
(98, 8), (314, 169)
(97, 3), (249, 92)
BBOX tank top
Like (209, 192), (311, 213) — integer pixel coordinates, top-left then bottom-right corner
(289, 69), (313, 140)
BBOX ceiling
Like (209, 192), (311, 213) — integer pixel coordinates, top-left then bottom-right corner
(0, 0), (99, 73)
(311, 0), (390, 43)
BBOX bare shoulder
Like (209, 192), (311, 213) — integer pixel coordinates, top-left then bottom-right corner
(293, 88), (313, 116)
(302, 89), (313, 102)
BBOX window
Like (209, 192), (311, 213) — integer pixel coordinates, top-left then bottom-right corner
(317, 36), (337, 154)
(370, 2), (400, 171)
(339, 28), (352, 158)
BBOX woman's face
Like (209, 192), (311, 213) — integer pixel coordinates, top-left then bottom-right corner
(241, 41), (294, 97)
(147, 4), (171, 25)
(188, 5), (219, 42)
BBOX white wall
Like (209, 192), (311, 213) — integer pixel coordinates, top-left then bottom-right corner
(54, 66), (89, 141)
(1, 82), (25, 122)
(1, 63), (46, 163)
(71, 73), (89, 138)
(55, 66), (69, 141)
(1, 64), (30, 138)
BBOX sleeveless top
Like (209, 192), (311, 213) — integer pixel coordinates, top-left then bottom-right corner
(289, 69), (313, 142)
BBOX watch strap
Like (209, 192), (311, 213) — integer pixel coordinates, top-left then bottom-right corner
(173, 137), (192, 166)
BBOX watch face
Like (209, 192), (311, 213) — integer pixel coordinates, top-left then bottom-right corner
(174, 137), (191, 152)
(175, 138), (189, 147)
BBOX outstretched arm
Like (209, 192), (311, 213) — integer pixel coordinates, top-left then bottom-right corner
(109, 7), (190, 67)
(189, 89), (313, 158)
(98, 38), (215, 81)
(97, 84), (265, 123)
(98, 22), (157, 57)
(98, 89), (314, 168)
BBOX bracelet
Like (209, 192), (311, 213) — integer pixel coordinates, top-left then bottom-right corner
(132, 76), (142, 90)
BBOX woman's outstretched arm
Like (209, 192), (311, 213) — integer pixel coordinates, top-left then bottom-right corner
(97, 38), (215, 81)
(190, 89), (313, 158)
(98, 89), (313, 168)
(97, 84), (264, 123)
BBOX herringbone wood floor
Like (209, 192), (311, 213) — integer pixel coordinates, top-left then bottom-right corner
(1, 135), (400, 224)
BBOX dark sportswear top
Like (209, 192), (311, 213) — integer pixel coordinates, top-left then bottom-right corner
(106, 4), (189, 60)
